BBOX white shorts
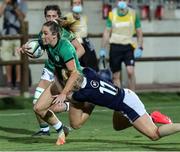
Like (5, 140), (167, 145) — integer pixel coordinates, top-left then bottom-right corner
(121, 89), (147, 122)
(40, 68), (54, 82)
(0, 40), (20, 61)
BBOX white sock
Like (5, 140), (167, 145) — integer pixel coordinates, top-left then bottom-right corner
(53, 121), (63, 133)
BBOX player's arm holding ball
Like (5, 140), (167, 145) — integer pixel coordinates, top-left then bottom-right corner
(17, 39), (44, 58)
(16, 42), (30, 54)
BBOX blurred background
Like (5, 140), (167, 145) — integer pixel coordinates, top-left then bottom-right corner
(0, 0), (180, 93)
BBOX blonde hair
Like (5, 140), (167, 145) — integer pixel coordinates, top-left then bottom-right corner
(61, 68), (84, 91)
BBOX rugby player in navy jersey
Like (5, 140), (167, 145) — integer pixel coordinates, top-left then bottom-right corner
(64, 67), (180, 141)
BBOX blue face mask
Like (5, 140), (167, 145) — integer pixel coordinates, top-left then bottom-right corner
(72, 5), (83, 13)
(117, 1), (127, 9)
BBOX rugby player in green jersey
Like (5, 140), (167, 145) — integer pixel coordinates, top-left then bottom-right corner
(18, 5), (85, 137)
(32, 20), (84, 145)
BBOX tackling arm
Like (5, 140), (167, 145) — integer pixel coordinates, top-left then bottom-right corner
(71, 39), (85, 58)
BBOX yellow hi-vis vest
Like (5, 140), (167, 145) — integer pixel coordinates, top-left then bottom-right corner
(109, 8), (136, 45)
(66, 13), (88, 43)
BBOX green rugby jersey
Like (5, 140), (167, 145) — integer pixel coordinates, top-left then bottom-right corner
(38, 27), (76, 74)
(45, 38), (82, 77)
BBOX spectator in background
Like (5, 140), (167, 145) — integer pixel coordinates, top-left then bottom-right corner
(100, 0), (143, 91)
(65, 0), (99, 72)
(0, 0), (27, 88)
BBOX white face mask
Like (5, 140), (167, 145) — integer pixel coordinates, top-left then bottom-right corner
(117, 1), (127, 9)
(72, 5), (83, 13)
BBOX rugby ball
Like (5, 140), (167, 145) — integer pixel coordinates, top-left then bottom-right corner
(26, 39), (44, 58)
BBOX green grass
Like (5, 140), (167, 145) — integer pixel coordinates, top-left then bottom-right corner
(0, 92), (180, 151)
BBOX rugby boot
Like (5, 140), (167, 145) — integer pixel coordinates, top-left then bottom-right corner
(150, 111), (173, 124)
(32, 130), (50, 136)
(56, 129), (66, 145)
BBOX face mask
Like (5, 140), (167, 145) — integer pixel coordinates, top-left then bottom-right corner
(117, 1), (127, 9)
(72, 5), (83, 13)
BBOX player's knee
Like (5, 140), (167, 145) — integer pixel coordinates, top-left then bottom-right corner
(113, 124), (130, 131)
(113, 126), (125, 131)
(69, 122), (82, 130)
(33, 104), (43, 116)
(147, 128), (161, 141)
(148, 133), (160, 141)
(33, 104), (38, 113)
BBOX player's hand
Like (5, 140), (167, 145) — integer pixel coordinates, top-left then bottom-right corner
(52, 93), (67, 105)
(16, 43), (31, 54)
(134, 47), (143, 58)
(99, 48), (107, 58)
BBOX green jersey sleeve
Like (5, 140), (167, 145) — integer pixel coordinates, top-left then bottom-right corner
(106, 16), (112, 29)
(135, 12), (141, 29)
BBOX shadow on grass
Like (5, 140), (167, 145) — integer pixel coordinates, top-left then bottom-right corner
(0, 96), (32, 110)
(142, 145), (180, 151)
(0, 126), (34, 135)
(66, 139), (180, 151)
(67, 138), (180, 145)
(0, 97), (24, 109)
(0, 135), (54, 144)
(0, 135), (180, 151)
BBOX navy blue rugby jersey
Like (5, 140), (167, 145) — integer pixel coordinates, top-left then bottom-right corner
(72, 68), (125, 111)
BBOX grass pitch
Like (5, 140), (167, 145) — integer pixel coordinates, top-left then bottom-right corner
(0, 92), (180, 151)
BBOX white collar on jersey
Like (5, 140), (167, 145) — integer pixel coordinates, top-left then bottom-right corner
(81, 77), (87, 88)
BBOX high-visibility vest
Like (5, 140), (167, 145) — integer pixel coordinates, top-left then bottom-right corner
(66, 13), (88, 43)
(109, 8), (136, 45)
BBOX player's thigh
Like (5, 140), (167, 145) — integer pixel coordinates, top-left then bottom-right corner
(132, 113), (158, 140)
(38, 79), (52, 89)
(113, 111), (132, 130)
(49, 102), (66, 112)
(69, 102), (95, 128)
(69, 102), (85, 128)
(50, 81), (63, 95)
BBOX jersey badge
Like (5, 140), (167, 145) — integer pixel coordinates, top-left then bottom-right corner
(55, 56), (60, 62)
(90, 80), (99, 88)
